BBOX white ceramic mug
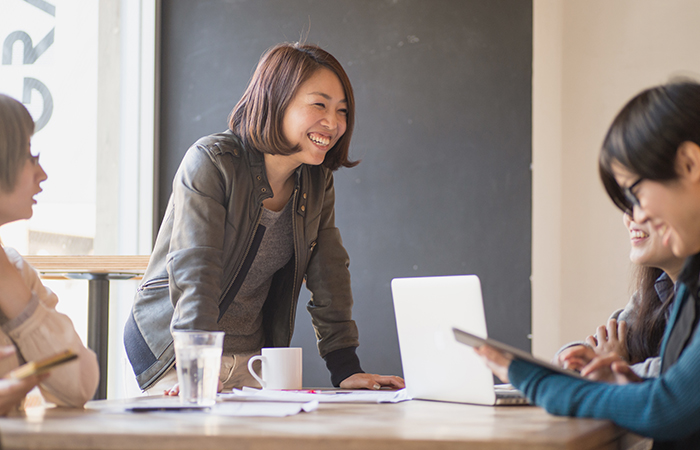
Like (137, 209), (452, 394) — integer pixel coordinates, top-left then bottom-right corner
(247, 347), (302, 389)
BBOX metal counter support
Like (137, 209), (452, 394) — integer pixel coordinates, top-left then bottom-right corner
(67, 273), (137, 400)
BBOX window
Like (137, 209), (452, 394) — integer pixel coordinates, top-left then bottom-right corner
(0, 0), (157, 399)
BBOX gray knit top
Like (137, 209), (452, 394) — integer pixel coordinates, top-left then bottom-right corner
(219, 199), (294, 354)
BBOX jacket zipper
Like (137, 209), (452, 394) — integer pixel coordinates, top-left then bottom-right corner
(289, 187), (299, 342)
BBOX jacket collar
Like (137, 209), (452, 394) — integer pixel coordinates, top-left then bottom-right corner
(237, 133), (305, 210)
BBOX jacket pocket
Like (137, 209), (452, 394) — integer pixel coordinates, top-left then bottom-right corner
(137, 277), (169, 292)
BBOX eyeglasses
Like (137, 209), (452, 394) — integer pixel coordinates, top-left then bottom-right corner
(623, 177), (644, 209)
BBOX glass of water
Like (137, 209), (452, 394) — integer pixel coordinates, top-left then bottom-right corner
(172, 331), (224, 406)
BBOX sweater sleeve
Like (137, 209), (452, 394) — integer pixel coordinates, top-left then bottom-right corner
(6, 249), (100, 406)
(629, 356), (661, 378)
(323, 346), (363, 387)
(509, 326), (700, 441)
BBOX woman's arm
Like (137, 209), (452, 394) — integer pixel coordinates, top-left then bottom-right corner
(0, 246), (32, 318)
(509, 329), (700, 441)
(166, 144), (230, 332)
(304, 170), (361, 384)
(303, 170), (404, 389)
(2, 248), (99, 406)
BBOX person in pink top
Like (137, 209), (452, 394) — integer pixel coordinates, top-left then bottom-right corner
(0, 94), (99, 412)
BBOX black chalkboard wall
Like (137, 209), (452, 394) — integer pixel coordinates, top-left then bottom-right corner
(158, 0), (532, 387)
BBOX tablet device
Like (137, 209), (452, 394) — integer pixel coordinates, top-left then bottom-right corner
(6, 349), (78, 380)
(452, 327), (585, 380)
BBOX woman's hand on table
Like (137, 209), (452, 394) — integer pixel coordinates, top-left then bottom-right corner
(163, 383), (178, 396)
(164, 379), (224, 396)
(339, 373), (405, 390)
(0, 376), (43, 415)
(474, 345), (512, 383)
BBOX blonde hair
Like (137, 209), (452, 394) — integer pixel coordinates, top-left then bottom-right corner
(0, 94), (34, 192)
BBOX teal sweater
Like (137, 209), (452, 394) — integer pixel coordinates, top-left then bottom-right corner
(509, 283), (700, 445)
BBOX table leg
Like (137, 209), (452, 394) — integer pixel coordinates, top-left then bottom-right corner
(87, 276), (109, 400)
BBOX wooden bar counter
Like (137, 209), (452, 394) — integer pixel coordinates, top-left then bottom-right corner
(0, 397), (648, 450)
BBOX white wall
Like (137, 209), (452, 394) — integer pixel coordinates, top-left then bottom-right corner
(532, 0), (700, 358)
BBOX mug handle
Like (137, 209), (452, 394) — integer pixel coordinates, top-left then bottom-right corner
(247, 355), (266, 388)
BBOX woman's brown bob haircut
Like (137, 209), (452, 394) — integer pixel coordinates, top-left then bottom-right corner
(0, 94), (34, 193)
(229, 42), (358, 171)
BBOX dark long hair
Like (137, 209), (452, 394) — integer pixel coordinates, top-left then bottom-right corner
(598, 80), (700, 361)
(229, 42), (358, 172)
(626, 266), (673, 363)
(599, 80), (700, 212)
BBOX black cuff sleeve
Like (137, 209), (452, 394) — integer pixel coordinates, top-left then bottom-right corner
(324, 346), (364, 387)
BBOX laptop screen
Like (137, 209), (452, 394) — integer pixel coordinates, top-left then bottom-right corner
(391, 274), (498, 405)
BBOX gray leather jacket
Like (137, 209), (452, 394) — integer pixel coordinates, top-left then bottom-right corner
(124, 130), (360, 390)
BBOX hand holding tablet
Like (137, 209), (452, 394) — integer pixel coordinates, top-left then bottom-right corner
(452, 327), (585, 380)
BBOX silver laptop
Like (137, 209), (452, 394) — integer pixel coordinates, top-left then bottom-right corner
(391, 274), (528, 405)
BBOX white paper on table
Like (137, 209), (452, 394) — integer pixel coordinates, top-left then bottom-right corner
(211, 400), (318, 417)
(218, 387), (411, 403)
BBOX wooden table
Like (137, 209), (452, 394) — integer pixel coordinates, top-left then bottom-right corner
(23, 255), (150, 400)
(0, 397), (649, 450)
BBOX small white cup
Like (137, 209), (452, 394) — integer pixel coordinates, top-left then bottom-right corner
(247, 347), (302, 390)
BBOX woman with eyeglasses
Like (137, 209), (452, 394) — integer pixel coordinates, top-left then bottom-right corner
(0, 94), (99, 411)
(554, 212), (684, 380)
(475, 80), (700, 449)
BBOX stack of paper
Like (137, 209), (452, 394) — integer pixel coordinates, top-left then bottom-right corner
(219, 387), (410, 403)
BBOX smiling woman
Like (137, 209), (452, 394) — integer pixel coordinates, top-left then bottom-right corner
(475, 80), (700, 449)
(124, 42), (404, 396)
(553, 211), (684, 379)
(599, 81), (700, 260)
